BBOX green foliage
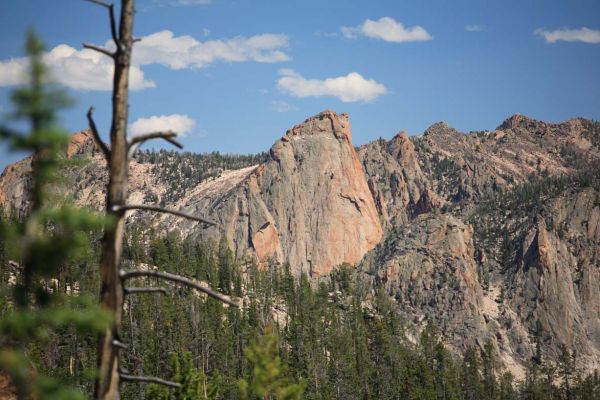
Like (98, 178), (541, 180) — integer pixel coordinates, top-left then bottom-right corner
(146, 352), (216, 400)
(238, 326), (305, 400)
(3, 211), (599, 399)
(113, 231), (600, 400)
(0, 30), (110, 399)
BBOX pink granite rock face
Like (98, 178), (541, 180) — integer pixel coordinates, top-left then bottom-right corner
(253, 110), (383, 275)
(171, 110), (383, 276)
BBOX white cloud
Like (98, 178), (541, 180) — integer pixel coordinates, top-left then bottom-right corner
(277, 69), (387, 103)
(270, 100), (296, 112)
(535, 27), (600, 44)
(130, 114), (196, 137)
(341, 17), (432, 43)
(464, 25), (484, 32)
(0, 44), (154, 91)
(0, 30), (290, 91)
(133, 30), (289, 69)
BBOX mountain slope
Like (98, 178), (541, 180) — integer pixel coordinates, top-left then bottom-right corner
(1, 111), (599, 374)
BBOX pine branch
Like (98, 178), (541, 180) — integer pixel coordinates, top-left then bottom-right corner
(119, 373), (181, 388)
(120, 269), (239, 307)
(84, 0), (121, 51)
(112, 204), (216, 226)
(83, 43), (115, 58)
(86, 106), (110, 159)
(0, 127), (18, 140)
(124, 287), (168, 295)
(127, 131), (183, 158)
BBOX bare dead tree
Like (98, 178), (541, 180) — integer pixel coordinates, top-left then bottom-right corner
(84, 1), (237, 398)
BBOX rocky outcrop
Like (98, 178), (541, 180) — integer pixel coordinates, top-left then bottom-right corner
(413, 187), (444, 216)
(170, 111), (383, 276)
(2, 111), (600, 374)
(361, 214), (482, 323)
(409, 115), (600, 203)
(0, 157), (32, 215)
(0, 130), (99, 215)
(504, 188), (600, 369)
(359, 132), (428, 229)
(67, 130), (98, 157)
(357, 115), (600, 373)
(0, 110), (382, 277)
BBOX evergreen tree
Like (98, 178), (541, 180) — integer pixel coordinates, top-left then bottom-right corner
(239, 325), (305, 400)
(481, 340), (498, 399)
(558, 344), (577, 400)
(0, 30), (109, 399)
(462, 347), (483, 400)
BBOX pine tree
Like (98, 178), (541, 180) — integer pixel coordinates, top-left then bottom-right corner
(481, 340), (498, 399)
(462, 347), (483, 400)
(498, 372), (515, 400)
(238, 325), (305, 400)
(558, 344), (577, 400)
(0, 30), (109, 399)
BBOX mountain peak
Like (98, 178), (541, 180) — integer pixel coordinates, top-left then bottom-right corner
(282, 110), (352, 143)
(67, 130), (97, 157)
(423, 121), (457, 137)
(496, 113), (542, 131)
(391, 131), (409, 142)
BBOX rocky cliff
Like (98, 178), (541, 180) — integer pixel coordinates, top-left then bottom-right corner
(169, 110), (383, 276)
(357, 114), (600, 376)
(1, 111), (382, 277)
(2, 111), (599, 374)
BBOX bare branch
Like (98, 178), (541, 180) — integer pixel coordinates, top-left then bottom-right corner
(84, 0), (121, 51)
(128, 131), (182, 148)
(112, 340), (127, 350)
(112, 204), (216, 226)
(127, 131), (183, 158)
(84, 0), (111, 7)
(119, 374), (181, 388)
(120, 269), (239, 307)
(83, 43), (115, 58)
(125, 287), (168, 295)
(86, 107), (110, 159)
(133, 38), (143, 43)
(107, 3), (120, 50)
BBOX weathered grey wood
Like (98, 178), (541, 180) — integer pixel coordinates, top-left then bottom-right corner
(120, 374), (181, 388)
(121, 269), (239, 307)
(112, 204), (216, 225)
(94, 0), (134, 397)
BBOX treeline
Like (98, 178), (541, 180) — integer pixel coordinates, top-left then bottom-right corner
(4, 218), (599, 399)
(109, 229), (600, 400)
(132, 149), (268, 203)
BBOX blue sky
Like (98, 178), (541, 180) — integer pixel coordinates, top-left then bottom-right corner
(1, 0), (599, 170)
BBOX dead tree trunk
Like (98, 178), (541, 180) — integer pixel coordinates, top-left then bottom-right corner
(92, 0), (134, 397)
(85, 1), (237, 398)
